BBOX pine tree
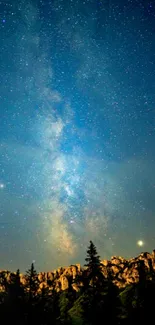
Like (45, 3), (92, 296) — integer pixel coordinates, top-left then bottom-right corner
(84, 241), (103, 289)
(9, 269), (24, 300)
(25, 263), (40, 301)
(25, 263), (40, 324)
(85, 241), (101, 273)
(8, 269), (25, 324)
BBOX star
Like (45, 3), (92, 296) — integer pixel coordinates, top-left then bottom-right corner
(0, 0), (154, 273)
(137, 240), (144, 247)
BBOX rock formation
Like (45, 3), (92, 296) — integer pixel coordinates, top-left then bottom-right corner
(1, 251), (155, 292)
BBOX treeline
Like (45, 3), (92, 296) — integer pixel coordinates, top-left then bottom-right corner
(0, 241), (155, 324)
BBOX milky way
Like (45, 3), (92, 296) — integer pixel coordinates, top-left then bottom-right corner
(0, 0), (155, 271)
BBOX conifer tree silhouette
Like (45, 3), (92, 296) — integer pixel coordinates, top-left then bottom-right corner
(25, 263), (40, 324)
(25, 263), (40, 302)
(84, 240), (103, 288)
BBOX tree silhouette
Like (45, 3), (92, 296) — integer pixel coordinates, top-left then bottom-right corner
(85, 241), (101, 271)
(9, 269), (24, 299)
(0, 269), (25, 324)
(0, 243), (155, 324)
(84, 240), (103, 289)
(25, 263), (40, 301)
(72, 241), (107, 325)
(25, 263), (40, 324)
(8, 269), (25, 324)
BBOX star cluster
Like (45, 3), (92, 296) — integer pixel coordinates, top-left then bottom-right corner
(0, 0), (155, 271)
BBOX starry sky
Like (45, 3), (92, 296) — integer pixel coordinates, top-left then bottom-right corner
(0, 0), (155, 272)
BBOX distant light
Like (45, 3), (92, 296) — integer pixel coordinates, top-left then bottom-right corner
(0, 183), (4, 189)
(2, 19), (6, 23)
(137, 240), (144, 247)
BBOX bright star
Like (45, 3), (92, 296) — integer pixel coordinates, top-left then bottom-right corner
(137, 240), (144, 247)
(69, 219), (75, 224)
(65, 185), (73, 196)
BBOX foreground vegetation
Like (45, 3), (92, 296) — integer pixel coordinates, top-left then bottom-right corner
(0, 241), (154, 324)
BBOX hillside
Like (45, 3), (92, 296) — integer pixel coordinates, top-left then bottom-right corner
(0, 243), (155, 324)
(1, 250), (155, 292)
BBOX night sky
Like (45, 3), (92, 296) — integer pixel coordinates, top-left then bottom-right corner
(0, 0), (155, 272)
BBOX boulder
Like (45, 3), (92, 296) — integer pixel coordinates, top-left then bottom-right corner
(60, 275), (69, 290)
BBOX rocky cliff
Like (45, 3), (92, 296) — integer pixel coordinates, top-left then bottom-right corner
(1, 250), (155, 292)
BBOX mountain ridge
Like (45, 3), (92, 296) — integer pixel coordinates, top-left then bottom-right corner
(1, 249), (155, 292)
